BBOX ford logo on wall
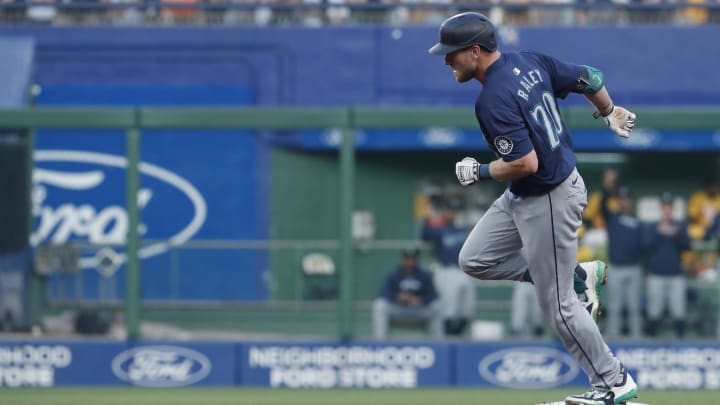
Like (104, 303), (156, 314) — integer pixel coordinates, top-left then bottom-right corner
(32, 150), (207, 272)
(478, 347), (579, 389)
(112, 346), (212, 387)
(420, 127), (460, 147)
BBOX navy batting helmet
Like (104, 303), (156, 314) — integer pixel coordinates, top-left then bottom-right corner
(428, 12), (498, 55)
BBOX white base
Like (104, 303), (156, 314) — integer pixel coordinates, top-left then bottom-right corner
(536, 402), (649, 405)
(470, 320), (504, 340)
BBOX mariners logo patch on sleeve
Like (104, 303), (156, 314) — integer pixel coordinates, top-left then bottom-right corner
(494, 136), (514, 155)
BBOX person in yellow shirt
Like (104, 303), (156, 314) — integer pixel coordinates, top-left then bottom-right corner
(577, 225), (597, 263)
(686, 178), (720, 275)
(584, 169), (621, 229)
(687, 178), (720, 240)
(678, 0), (709, 25)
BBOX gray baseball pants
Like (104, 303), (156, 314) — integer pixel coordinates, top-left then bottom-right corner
(510, 281), (544, 336)
(458, 168), (621, 388)
(372, 298), (444, 340)
(434, 265), (476, 319)
(605, 264), (643, 339)
(646, 274), (686, 321)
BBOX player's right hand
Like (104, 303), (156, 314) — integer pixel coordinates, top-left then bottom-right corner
(603, 105), (636, 139)
(455, 157), (479, 186)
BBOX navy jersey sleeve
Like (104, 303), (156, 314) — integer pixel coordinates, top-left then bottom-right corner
(525, 52), (584, 100)
(643, 223), (659, 250)
(475, 102), (533, 162)
(704, 215), (720, 241)
(420, 220), (441, 245)
(675, 223), (691, 251)
(600, 187), (615, 221)
(379, 271), (398, 301)
(419, 272), (438, 305)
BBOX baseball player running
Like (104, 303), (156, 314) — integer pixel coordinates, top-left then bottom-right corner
(429, 12), (638, 405)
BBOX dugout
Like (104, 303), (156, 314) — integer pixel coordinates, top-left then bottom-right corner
(268, 126), (720, 339)
(269, 121), (720, 303)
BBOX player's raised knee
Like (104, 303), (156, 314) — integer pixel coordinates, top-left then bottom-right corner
(458, 247), (490, 278)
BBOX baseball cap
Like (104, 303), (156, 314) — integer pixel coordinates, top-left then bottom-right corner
(617, 186), (631, 198)
(439, 199), (462, 211)
(660, 192), (674, 205)
(402, 248), (420, 258)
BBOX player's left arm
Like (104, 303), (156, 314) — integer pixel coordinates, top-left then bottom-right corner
(573, 65), (636, 139)
(531, 52), (637, 139)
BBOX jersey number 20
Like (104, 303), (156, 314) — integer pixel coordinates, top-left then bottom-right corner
(530, 92), (563, 149)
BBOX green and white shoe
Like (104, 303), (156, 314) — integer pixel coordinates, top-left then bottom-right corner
(565, 367), (638, 405)
(578, 260), (608, 321)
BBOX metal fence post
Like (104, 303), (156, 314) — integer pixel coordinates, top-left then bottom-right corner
(125, 110), (142, 340)
(338, 112), (355, 341)
(25, 127), (44, 326)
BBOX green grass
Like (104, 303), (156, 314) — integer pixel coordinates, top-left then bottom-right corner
(0, 388), (716, 405)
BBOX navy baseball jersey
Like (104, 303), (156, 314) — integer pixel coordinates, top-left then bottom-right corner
(475, 51), (584, 196)
(421, 221), (467, 267)
(379, 266), (438, 305)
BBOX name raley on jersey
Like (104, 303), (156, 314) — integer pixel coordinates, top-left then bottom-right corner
(515, 68), (544, 102)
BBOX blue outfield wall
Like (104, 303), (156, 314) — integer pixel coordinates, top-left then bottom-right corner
(0, 340), (718, 389)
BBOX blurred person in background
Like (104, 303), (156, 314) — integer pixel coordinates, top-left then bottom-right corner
(711, 0), (720, 23)
(584, 168), (621, 230)
(499, 0), (533, 25)
(326, 0), (368, 25)
(0, 0), (24, 22)
(685, 177), (720, 276)
(700, 199), (720, 338)
(676, 0), (710, 24)
(687, 177), (720, 240)
(576, 0), (627, 26)
(105, 0), (144, 26)
(421, 199), (476, 336)
(25, 0), (58, 23)
(628, 0), (675, 24)
(702, 201), (720, 338)
(220, 0), (278, 26)
(160, 0), (202, 24)
(535, 0), (576, 26)
(703, 196), (720, 257)
(510, 271), (545, 337)
(600, 175), (645, 339)
(644, 192), (690, 338)
(300, 0), (324, 27)
(372, 248), (444, 339)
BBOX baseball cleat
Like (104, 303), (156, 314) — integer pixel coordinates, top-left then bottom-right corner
(578, 260), (608, 321)
(565, 366), (638, 405)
